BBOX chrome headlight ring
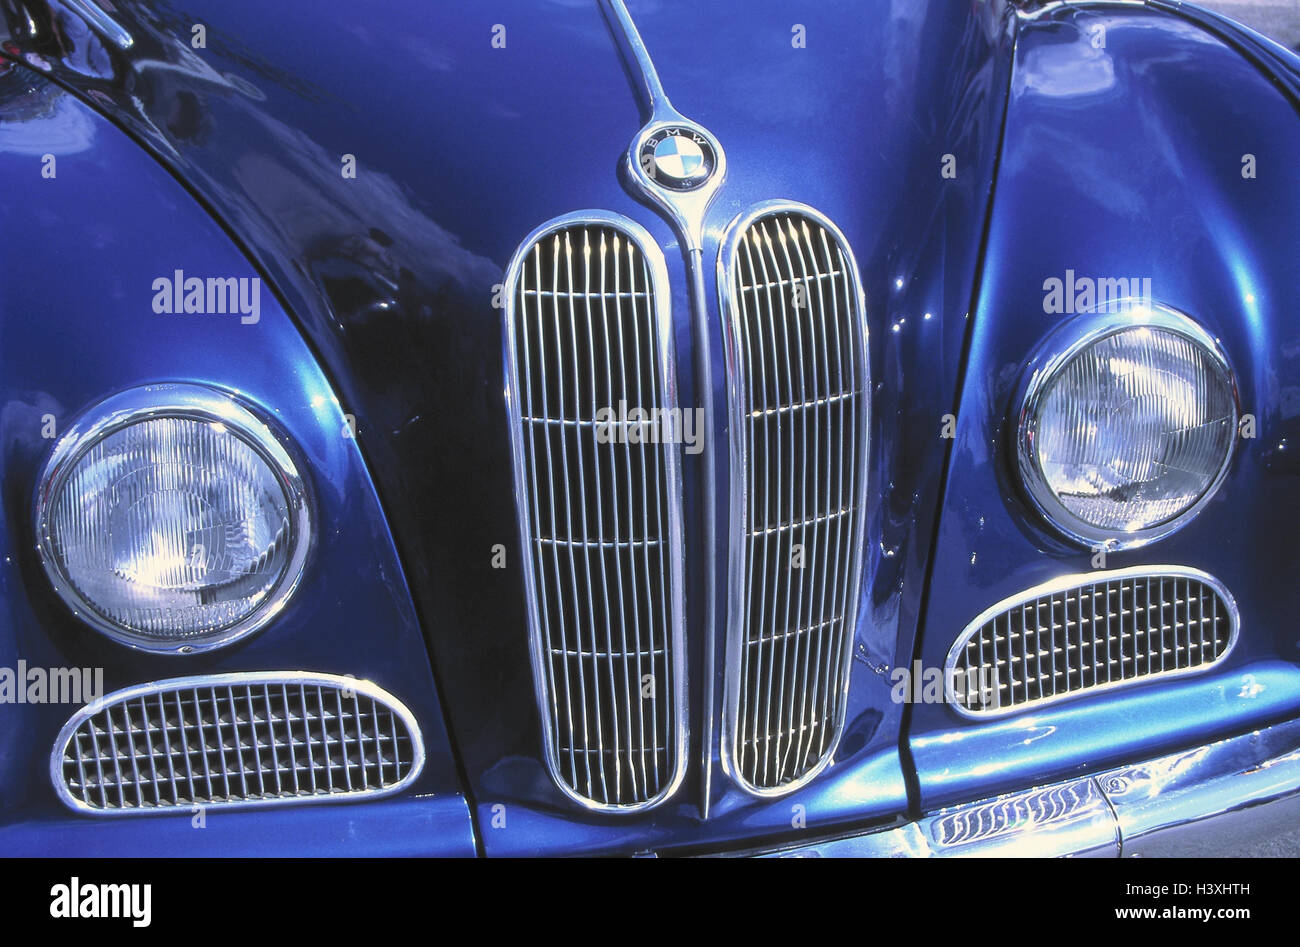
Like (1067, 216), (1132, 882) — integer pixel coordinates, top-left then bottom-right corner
(1015, 303), (1239, 550)
(33, 383), (312, 654)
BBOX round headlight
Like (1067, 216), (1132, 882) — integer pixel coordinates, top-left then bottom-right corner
(35, 384), (311, 653)
(1017, 306), (1238, 548)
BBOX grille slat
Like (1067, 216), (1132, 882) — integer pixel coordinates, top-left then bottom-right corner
(721, 204), (870, 795)
(504, 213), (686, 811)
(948, 569), (1237, 715)
(53, 674), (422, 813)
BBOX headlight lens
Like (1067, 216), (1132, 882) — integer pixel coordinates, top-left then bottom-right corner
(36, 385), (310, 652)
(1018, 308), (1237, 548)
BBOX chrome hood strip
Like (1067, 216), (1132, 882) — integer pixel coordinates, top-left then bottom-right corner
(599, 0), (727, 252)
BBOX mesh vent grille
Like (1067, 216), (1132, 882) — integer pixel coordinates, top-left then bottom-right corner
(54, 674), (422, 813)
(948, 570), (1237, 715)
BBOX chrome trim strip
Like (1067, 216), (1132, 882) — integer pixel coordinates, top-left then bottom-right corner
(1015, 302), (1240, 550)
(734, 824), (930, 859)
(1101, 718), (1300, 857)
(686, 254), (721, 819)
(1016, 0), (1149, 21)
(754, 775), (1118, 858)
(749, 716), (1300, 857)
(502, 210), (688, 813)
(944, 565), (1240, 718)
(61, 0), (134, 50)
(599, 0), (671, 117)
(927, 779), (1116, 856)
(32, 383), (313, 656)
(717, 201), (871, 797)
(51, 672), (425, 815)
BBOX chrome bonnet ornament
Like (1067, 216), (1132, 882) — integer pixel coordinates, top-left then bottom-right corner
(599, 0), (726, 250)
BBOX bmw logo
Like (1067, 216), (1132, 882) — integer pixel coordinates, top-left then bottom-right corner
(638, 127), (717, 191)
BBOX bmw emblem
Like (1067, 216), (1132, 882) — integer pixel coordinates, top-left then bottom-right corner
(638, 127), (717, 191)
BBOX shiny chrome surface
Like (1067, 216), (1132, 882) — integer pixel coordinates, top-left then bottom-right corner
(718, 202), (870, 796)
(757, 775), (1118, 858)
(757, 716), (1300, 857)
(598, 0), (671, 118)
(928, 779), (1116, 855)
(52, 672), (424, 814)
(746, 823), (930, 858)
(1016, 304), (1239, 550)
(33, 383), (313, 656)
(61, 0), (134, 49)
(1015, 0), (1147, 20)
(600, 0), (727, 252)
(623, 116), (726, 253)
(1101, 718), (1300, 857)
(946, 566), (1239, 717)
(502, 211), (687, 811)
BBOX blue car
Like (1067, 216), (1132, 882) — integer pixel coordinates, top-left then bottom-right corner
(1, 0), (1298, 858)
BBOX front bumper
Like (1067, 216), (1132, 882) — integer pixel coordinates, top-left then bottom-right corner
(750, 717), (1300, 857)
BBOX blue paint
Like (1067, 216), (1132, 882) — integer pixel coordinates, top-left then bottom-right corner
(1, 0), (1296, 854)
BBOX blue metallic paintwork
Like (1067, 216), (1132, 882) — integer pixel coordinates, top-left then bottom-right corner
(0, 71), (474, 855)
(1150, 0), (1300, 100)
(0, 0), (1017, 854)
(909, 6), (1300, 810)
(0, 796), (473, 857)
(2, 0), (1295, 857)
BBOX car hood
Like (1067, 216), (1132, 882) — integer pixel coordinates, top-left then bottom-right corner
(1, 0), (1015, 852)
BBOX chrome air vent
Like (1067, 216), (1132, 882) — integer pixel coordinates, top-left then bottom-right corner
(947, 567), (1238, 716)
(503, 211), (687, 811)
(718, 202), (870, 795)
(52, 673), (423, 814)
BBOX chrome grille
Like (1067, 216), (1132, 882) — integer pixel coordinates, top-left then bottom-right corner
(947, 568), (1238, 716)
(52, 673), (423, 813)
(503, 211), (686, 811)
(719, 203), (870, 794)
